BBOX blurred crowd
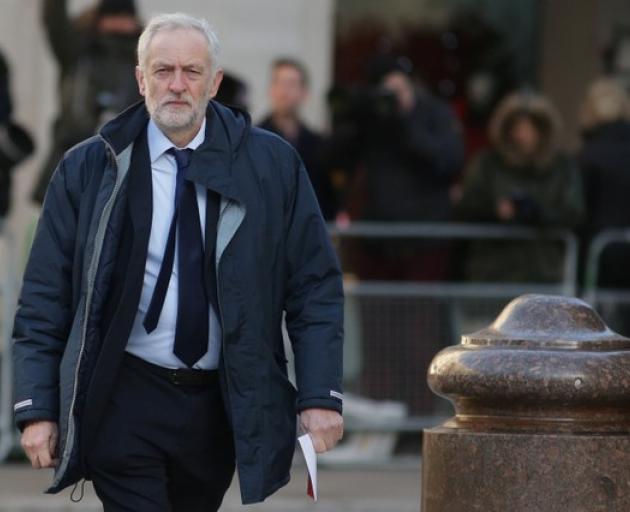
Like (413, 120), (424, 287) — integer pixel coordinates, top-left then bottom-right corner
(1, 0), (630, 291)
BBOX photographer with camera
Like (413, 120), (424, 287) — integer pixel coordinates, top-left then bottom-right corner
(334, 58), (464, 418)
(333, 57), (464, 279)
(353, 57), (464, 226)
(457, 91), (584, 282)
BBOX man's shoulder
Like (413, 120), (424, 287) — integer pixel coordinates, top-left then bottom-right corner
(240, 128), (304, 198)
(249, 125), (288, 143)
(63, 135), (108, 166)
(54, 135), (110, 196)
(247, 126), (299, 160)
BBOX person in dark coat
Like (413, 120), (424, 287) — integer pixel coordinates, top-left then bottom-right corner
(0, 50), (34, 219)
(13, 13), (343, 510)
(360, 62), (464, 224)
(457, 91), (584, 282)
(0, 50), (15, 219)
(579, 78), (630, 287)
(258, 58), (335, 219)
(346, 59), (465, 281)
(32, 0), (143, 205)
(578, 78), (630, 335)
(214, 71), (249, 111)
(348, 60), (464, 415)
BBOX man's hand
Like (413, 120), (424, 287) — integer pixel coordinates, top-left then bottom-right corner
(21, 420), (59, 469)
(300, 408), (343, 454)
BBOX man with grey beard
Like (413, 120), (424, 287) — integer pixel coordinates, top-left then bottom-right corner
(13, 12), (344, 511)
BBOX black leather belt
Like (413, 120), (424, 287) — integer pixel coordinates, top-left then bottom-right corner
(124, 352), (219, 387)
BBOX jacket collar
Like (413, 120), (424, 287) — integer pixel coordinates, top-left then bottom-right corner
(99, 100), (251, 202)
(147, 117), (206, 163)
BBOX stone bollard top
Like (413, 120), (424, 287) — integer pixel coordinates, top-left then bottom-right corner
(428, 294), (630, 433)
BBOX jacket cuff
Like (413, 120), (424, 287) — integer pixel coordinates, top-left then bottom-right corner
(14, 407), (59, 432)
(297, 396), (343, 415)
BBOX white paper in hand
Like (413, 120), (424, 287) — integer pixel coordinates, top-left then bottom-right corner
(298, 433), (318, 501)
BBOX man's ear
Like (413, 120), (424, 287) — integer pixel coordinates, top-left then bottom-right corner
(209, 69), (224, 99)
(135, 66), (146, 97)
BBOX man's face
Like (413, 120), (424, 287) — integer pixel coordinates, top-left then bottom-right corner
(510, 116), (541, 157)
(136, 28), (223, 134)
(268, 65), (308, 117)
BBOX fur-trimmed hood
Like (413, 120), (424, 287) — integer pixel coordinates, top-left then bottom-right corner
(489, 91), (563, 168)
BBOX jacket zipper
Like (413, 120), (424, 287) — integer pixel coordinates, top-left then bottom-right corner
(57, 139), (123, 480)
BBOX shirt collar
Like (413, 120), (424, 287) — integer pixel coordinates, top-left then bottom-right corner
(147, 117), (207, 164)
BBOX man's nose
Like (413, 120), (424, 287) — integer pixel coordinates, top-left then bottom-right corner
(169, 70), (187, 93)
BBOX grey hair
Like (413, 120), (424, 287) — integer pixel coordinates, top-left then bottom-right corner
(137, 12), (221, 75)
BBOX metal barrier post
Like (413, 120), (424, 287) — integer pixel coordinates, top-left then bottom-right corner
(583, 228), (630, 305)
(0, 225), (16, 461)
(561, 231), (579, 296)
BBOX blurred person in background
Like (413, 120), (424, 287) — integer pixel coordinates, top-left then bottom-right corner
(457, 91), (584, 282)
(579, 78), (630, 261)
(334, 58), (464, 421)
(340, 56), (465, 281)
(359, 57), (464, 226)
(32, 0), (142, 204)
(0, 50), (34, 222)
(259, 58), (335, 219)
(214, 71), (249, 112)
(579, 78), (630, 332)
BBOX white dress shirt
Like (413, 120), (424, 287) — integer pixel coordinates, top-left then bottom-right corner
(125, 118), (222, 369)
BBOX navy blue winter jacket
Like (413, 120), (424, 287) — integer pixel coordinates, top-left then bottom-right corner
(12, 100), (344, 504)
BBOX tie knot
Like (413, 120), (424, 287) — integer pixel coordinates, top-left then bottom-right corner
(168, 148), (193, 170)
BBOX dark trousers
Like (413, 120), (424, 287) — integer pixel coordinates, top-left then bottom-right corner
(86, 354), (236, 512)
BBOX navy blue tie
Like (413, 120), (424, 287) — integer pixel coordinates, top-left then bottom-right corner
(143, 148), (209, 367)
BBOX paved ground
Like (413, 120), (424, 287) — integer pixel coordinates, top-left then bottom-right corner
(0, 460), (421, 511)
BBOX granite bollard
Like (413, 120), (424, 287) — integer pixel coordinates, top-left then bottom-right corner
(422, 294), (630, 512)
